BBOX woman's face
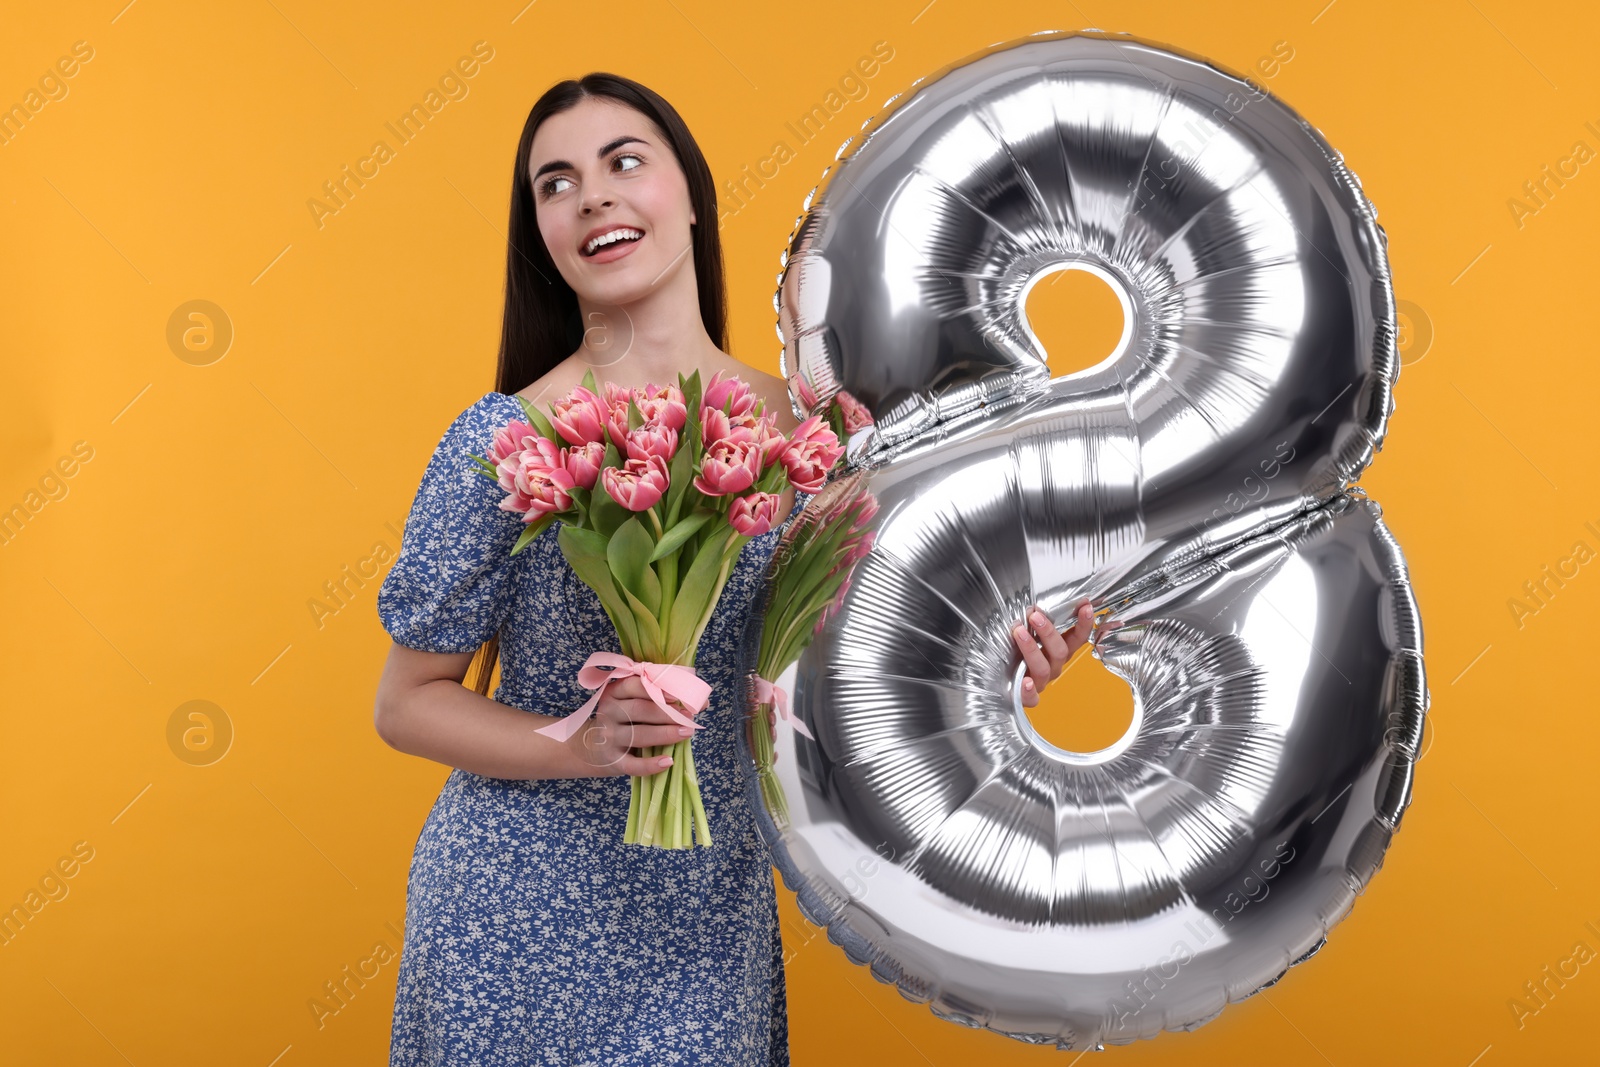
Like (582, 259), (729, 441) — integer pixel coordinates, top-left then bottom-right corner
(529, 96), (697, 308)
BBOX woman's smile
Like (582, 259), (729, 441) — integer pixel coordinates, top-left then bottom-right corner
(582, 225), (645, 263)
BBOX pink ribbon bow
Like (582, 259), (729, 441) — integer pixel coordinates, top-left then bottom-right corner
(753, 675), (815, 740)
(534, 652), (712, 743)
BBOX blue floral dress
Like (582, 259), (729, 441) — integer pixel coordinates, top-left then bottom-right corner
(376, 391), (797, 1066)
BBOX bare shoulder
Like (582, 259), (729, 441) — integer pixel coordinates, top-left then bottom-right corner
(512, 353), (587, 408)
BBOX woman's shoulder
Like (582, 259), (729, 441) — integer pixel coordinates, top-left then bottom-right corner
(420, 390), (525, 462)
(507, 353), (592, 409)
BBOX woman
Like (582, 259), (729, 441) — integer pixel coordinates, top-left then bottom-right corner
(372, 72), (1091, 1065)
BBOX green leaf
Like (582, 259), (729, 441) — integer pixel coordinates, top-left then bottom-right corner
(469, 453), (497, 476)
(559, 524), (610, 562)
(518, 511), (563, 556)
(515, 394), (559, 443)
(649, 509), (713, 562)
(627, 397), (644, 432)
(681, 368), (702, 413)
(664, 436), (695, 522)
(581, 367), (599, 394)
(607, 517), (662, 616)
(590, 474), (628, 539)
(558, 525), (640, 655)
(755, 461), (787, 493)
(619, 584), (665, 661)
(566, 485), (590, 526)
(666, 526), (732, 654)
(510, 512), (556, 556)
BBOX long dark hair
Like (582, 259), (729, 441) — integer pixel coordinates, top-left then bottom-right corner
(469, 72), (729, 697)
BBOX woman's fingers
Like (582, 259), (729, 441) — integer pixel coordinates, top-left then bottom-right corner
(616, 750), (676, 778)
(635, 722), (697, 748)
(576, 715), (684, 777)
(1064, 601), (1095, 656)
(1013, 601), (1098, 702)
(1020, 675), (1040, 707)
(607, 675), (649, 702)
(1012, 620), (1052, 690)
(1028, 607), (1071, 672)
(597, 712), (694, 750)
(610, 693), (697, 727)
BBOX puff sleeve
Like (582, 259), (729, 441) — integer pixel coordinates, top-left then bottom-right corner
(377, 393), (530, 653)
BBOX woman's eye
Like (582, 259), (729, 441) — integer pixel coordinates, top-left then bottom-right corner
(538, 154), (640, 198)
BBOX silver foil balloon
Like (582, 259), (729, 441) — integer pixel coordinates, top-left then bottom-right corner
(739, 30), (1428, 1049)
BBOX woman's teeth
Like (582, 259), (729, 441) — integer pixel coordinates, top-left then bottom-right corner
(584, 228), (643, 255)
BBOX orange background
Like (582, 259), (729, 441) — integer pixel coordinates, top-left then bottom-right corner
(3, 1), (1596, 1063)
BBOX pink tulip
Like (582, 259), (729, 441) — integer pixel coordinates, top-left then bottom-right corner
(835, 390), (874, 434)
(729, 491), (781, 537)
(623, 424), (678, 464)
(846, 529), (876, 564)
(702, 406), (760, 449)
(501, 450), (576, 520)
(495, 434), (562, 496)
(704, 369), (759, 418)
(563, 440), (605, 490)
(601, 381), (633, 410)
(488, 419), (539, 466)
(779, 415), (844, 493)
(827, 572), (856, 617)
(791, 372), (818, 411)
(551, 387), (608, 447)
(636, 382), (688, 432)
(752, 415), (788, 466)
(693, 438), (762, 496)
(601, 454), (670, 512)
(601, 382), (636, 446)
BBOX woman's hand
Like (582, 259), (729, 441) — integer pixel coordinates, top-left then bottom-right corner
(1011, 600), (1095, 707)
(563, 675), (699, 778)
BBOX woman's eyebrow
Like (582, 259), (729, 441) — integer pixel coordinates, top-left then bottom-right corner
(533, 135), (650, 181)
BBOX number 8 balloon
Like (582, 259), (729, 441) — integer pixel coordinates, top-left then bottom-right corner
(739, 31), (1429, 1049)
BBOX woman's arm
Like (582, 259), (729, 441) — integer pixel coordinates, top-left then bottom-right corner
(374, 642), (694, 780)
(374, 642), (586, 780)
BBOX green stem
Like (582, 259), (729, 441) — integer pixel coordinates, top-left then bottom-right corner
(625, 768), (641, 842)
(664, 739), (685, 848)
(658, 549), (678, 628)
(640, 750), (668, 846)
(687, 733), (711, 846)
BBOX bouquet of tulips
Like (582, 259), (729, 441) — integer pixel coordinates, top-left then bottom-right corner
(471, 367), (844, 849)
(747, 389), (880, 828)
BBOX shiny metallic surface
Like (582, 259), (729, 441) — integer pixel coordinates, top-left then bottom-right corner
(742, 31), (1428, 1049)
